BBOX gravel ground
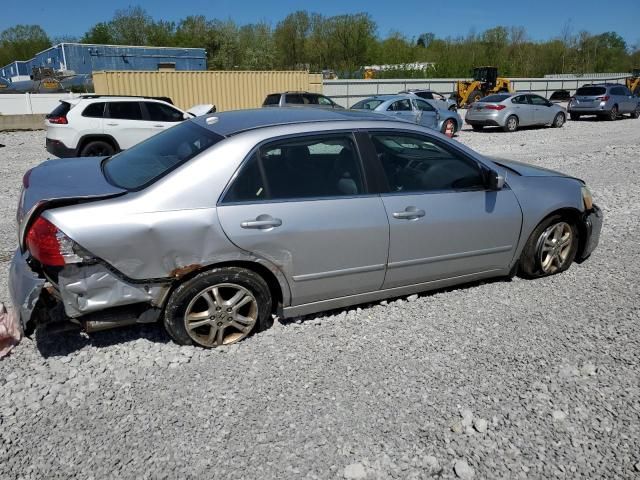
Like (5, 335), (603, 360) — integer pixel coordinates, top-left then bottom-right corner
(1, 117), (639, 479)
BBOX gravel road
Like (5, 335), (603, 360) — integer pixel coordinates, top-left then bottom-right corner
(1, 117), (639, 479)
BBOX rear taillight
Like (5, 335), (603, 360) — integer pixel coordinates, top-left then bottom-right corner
(596, 95), (610, 102)
(484, 104), (506, 110)
(47, 116), (68, 124)
(26, 216), (83, 266)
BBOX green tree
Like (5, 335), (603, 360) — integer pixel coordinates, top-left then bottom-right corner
(0, 24), (50, 66)
(274, 11), (311, 69)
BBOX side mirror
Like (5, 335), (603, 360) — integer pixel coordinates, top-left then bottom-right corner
(487, 170), (505, 190)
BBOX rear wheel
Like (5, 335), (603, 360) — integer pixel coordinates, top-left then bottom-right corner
(569, 113), (581, 121)
(608, 105), (619, 121)
(631, 106), (640, 119)
(519, 215), (578, 278)
(441, 119), (456, 137)
(503, 115), (518, 132)
(552, 112), (565, 128)
(164, 267), (272, 348)
(80, 140), (115, 157)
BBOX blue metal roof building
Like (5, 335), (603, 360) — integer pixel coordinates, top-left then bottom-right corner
(0, 43), (207, 82)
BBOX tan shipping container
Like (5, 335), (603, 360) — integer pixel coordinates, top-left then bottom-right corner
(93, 70), (323, 112)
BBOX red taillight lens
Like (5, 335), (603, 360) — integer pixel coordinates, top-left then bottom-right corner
(26, 217), (65, 266)
(484, 104), (506, 110)
(47, 116), (68, 124)
(596, 95), (610, 102)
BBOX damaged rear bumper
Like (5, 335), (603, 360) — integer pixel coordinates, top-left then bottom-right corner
(8, 249), (45, 333)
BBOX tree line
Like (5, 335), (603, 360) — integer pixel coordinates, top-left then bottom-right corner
(1, 7), (639, 78)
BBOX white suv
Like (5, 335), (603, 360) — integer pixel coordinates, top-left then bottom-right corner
(45, 95), (215, 157)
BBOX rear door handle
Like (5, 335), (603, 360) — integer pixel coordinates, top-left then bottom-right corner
(393, 207), (425, 220)
(240, 216), (282, 229)
(153, 124), (165, 128)
(106, 123), (119, 126)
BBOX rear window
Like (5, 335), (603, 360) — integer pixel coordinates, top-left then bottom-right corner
(481, 94), (511, 103)
(47, 101), (71, 118)
(351, 99), (384, 110)
(82, 102), (105, 118)
(576, 87), (606, 96)
(103, 121), (224, 190)
(263, 94), (280, 106)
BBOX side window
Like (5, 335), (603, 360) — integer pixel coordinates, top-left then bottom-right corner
(529, 95), (548, 106)
(388, 100), (412, 111)
(511, 95), (529, 105)
(417, 92), (434, 99)
(414, 99), (435, 112)
(370, 132), (485, 193)
(285, 94), (304, 104)
(317, 95), (334, 106)
(223, 134), (364, 203)
(144, 102), (184, 122)
(82, 102), (105, 118)
(263, 94), (281, 106)
(302, 94), (319, 104)
(108, 102), (143, 120)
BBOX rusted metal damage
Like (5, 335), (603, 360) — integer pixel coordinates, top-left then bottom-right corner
(169, 263), (203, 279)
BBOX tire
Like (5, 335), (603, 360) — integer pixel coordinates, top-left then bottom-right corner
(441, 119), (456, 137)
(608, 105), (618, 121)
(471, 125), (484, 132)
(552, 112), (565, 128)
(448, 105), (457, 112)
(503, 115), (518, 132)
(466, 89), (483, 106)
(569, 113), (581, 121)
(80, 140), (115, 157)
(631, 106), (640, 119)
(163, 267), (272, 348)
(518, 215), (579, 279)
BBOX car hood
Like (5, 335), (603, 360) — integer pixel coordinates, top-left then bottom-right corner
(488, 157), (574, 178)
(18, 156), (126, 246)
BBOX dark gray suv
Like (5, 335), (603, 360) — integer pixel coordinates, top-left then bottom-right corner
(262, 91), (344, 109)
(568, 83), (640, 121)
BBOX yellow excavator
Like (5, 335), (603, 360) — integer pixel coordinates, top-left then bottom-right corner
(454, 66), (513, 108)
(626, 68), (640, 96)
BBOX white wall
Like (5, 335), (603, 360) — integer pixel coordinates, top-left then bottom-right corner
(0, 93), (79, 115)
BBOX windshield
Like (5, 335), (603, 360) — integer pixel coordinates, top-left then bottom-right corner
(103, 121), (224, 190)
(576, 86), (606, 96)
(351, 98), (384, 110)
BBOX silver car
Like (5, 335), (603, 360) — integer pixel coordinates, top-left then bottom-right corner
(465, 93), (567, 132)
(568, 83), (640, 121)
(10, 108), (602, 348)
(399, 89), (458, 111)
(350, 94), (463, 136)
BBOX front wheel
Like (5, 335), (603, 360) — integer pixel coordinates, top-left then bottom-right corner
(164, 267), (272, 348)
(503, 115), (519, 132)
(608, 105), (618, 121)
(552, 112), (565, 128)
(631, 106), (640, 119)
(518, 215), (578, 278)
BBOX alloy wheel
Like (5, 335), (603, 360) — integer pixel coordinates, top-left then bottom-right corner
(183, 283), (258, 347)
(537, 222), (573, 274)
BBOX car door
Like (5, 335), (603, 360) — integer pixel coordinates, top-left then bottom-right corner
(365, 131), (522, 289)
(386, 99), (418, 123)
(217, 132), (389, 306)
(529, 95), (555, 125)
(510, 95), (534, 125)
(412, 98), (439, 130)
(141, 101), (186, 137)
(617, 86), (634, 113)
(103, 101), (148, 149)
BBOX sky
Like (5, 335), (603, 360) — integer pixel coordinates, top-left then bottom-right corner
(2, 0), (639, 46)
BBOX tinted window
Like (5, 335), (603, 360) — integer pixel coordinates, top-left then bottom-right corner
(301, 94), (319, 104)
(104, 121), (223, 190)
(317, 95), (334, 106)
(144, 102), (184, 122)
(576, 86), (606, 96)
(263, 94), (281, 106)
(108, 102), (143, 120)
(370, 133), (485, 193)
(483, 94), (511, 103)
(47, 101), (70, 118)
(82, 102), (105, 118)
(511, 95), (529, 105)
(224, 135), (364, 202)
(351, 98), (384, 110)
(529, 95), (549, 105)
(285, 94), (304, 104)
(414, 99), (435, 111)
(415, 91), (434, 99)
(388, 100), (412, 111)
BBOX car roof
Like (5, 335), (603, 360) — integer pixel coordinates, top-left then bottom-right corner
(359, 94), (412, 102)
(192, 107), (392, 137)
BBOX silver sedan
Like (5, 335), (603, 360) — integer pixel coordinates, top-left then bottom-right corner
(350, 94), (463, 136)
(10, 108), (602, 348)
(465, 93), (567, 132)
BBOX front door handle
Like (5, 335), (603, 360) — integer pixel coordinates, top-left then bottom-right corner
(106, 123), (119, 126)
(393, 207), (425, 220)
(153, 124), (165, 128)
(240, 215), (282, 229)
